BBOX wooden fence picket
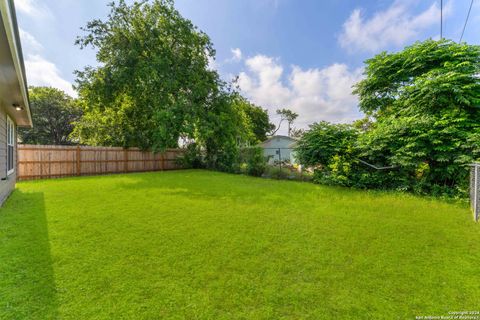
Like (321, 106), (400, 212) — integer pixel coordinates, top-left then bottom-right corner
(17, 144), (185, 180)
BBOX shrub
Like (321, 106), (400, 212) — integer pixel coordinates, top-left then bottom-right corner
(212, 145), (241, 173)
(240, 147), (266, 177)
(263, 165), (313, 181)
(264, 166), (291, 179)
(295, 121), (358, 168)
(178, 143), (204, 169)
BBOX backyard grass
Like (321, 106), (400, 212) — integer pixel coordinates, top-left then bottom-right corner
(0, 170), (479, 319)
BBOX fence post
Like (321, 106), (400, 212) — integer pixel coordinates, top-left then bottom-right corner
(76, 146), (81, 176)
(470, 163), (479, 222)
(278, 148), (282, 177)
(17, 144), (184, 180)
(124, 149), (128, 173)
(40, 148), (43, 179)
(475, 165), (479, 222)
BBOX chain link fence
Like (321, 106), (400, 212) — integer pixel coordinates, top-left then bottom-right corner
(262, 147), (312, 181)
(470, 163), (480, 222)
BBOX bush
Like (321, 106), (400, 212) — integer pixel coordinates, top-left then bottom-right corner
(296, 119), (474, 197)
(264, 166), (291, 179)
(240, 147), (266, 177)
(295, 121), (358, 168)
(178, 143), (204, 169)
(263, 165), (313, 181)
(212, 145), (241, 173)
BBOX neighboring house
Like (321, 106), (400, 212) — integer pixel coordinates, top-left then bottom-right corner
(0, 0), (32, 204)
(259, 135), (298, 165)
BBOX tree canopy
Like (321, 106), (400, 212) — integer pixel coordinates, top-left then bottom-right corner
(73, 0), (219, 151)
(296, 121), (358, 168)
(271, 108), (298, 136)
(71, 0), (274, 173)
(354, 40), (480, 117)
(298, 40), (480, 196)
(235, 96), (274, 143)
(18, 87), (82, 145)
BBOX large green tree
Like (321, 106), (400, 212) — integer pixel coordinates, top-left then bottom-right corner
(233, 96), (274, 143)
(353, 39), (480, 194)
(296, 121), (358, 168)
(296, 40), (480, 195)
(72, 0), (219, 151)
(18, 87), (82, 145)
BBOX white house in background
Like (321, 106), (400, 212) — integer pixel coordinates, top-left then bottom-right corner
(0, 0), (32, 204)
(259, 135), (298, 165)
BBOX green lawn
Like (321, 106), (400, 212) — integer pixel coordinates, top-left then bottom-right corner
(0, 170), (479, 319)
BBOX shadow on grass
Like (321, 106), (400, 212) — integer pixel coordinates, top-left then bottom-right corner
(0, 190), (59, 319)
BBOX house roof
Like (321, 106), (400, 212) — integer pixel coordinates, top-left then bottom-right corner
(259, 135), (298, 147)
(0, 0), (32, 127)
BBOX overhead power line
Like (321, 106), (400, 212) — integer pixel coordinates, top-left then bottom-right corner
(440, 0), (443, 39)
(460, 0), (474, 42)
(357, 159), (397, 171)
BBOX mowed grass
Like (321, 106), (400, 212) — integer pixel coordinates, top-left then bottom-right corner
(0, 170), (479, 319)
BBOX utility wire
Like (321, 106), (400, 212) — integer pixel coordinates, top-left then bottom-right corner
(440, 0), (443, 39)
(357, 159), (397, 170)
(460, 0), (474, 42)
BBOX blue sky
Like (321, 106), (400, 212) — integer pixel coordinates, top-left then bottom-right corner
(15, 0), (480, 131)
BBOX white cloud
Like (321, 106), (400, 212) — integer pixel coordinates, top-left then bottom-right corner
(230, 48), (242, 62)
(339, 1), (450, 52)
(237, 54), (363, 132)
(15, 0), (52, 19)
(19, 28), (43, 52)
(25, 54), (76, 97)
(239, 55), (291, 107)
(15, 0), (35, 15)
(18, 27), (76, 97)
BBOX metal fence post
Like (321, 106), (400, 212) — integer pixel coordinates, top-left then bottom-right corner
(475, 165), (479, 222)
(278, 148), (282, 175)
(470, 163), (479, 222)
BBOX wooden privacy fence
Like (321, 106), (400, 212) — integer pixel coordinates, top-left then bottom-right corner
(17, 144), (185, 180)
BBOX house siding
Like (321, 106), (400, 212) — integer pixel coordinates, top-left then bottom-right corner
(0, 102), (16, 205)
(260, 136), (298, 164)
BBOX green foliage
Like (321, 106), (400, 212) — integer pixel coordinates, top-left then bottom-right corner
(241, 146), (266, 177)
(276, 108), (298, 123)
(298, 40), (480, 197)
(352, 117), (373, 133)
(194, 91), (249, 172)
(18, 87), (82, 145)
(183, 145), (266, 177)
(264, 166), (291, 179)
(178, 143), (204, 169)
(354, 40), (480, 117)
(263, 166), (312, 181)
(73, 0), (219, 150)
(295, 121), (358, 168)
(236, 97), (274, 143)
(271, 108), (298, 136)
(72, 0), (271, 174)
(356, 113), (480, 195)
(290, 128), (305, 139)
(354, 40), (480, 196)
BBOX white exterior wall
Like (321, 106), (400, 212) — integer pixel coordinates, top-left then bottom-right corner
(260, 136), (297, 164)
(0, 101), (16, 204)
(0, 0), (31, 205)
